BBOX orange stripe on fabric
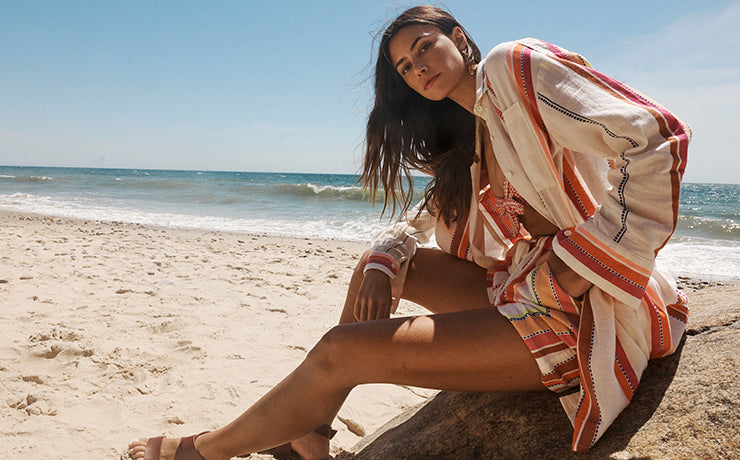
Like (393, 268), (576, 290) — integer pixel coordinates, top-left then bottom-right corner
(572, 292), (600, 452)
(484, 74), (505, 120)
(558, 231), (648, 298)
(480, 189), (521, 243)
(666, 296), (689, 324)
(542, 360), (579, 387)
(562, 149), (597, 220)
(659, 137), (683, 254)
(457, 222), (471, 259)
(509, 44), (564, 190)
(567, 50), (590, 67)
(549, 270), (582, 317)
(524, 331), (569, 351)
(575, 227), (651, 277)
(498, 267), (531, 306)
(531, 341), (571, 358)
(613, 337), (637, 400)
(510, 44), (539, 125)
(644, 286), (672, 358)
(366, 254), (398, 274)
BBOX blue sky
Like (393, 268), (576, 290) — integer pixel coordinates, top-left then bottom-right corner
(1, 0), (738, 183)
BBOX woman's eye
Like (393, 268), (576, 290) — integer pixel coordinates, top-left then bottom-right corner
(401, 64), (411, 75)
(420, 42), (431, 53)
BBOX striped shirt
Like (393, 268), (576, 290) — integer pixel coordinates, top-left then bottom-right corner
(366, 38), (690, 451)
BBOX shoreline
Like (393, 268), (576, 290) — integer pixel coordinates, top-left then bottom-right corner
(3, 208), (736, 284)
(0, 208), (378, 244)
(0, 210), (735, 459)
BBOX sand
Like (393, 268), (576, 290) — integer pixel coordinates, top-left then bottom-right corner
(0, 210), (733, 459)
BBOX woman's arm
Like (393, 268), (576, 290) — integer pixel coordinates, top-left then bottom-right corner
(491, 39), (690, 305)
(357, 201), (437, 320)
(536, 250), (593, 298)
(364, 201), (437, 278)
(535, 41), (687, 305)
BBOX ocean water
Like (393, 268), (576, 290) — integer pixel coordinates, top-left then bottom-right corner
(0, 166), (401, 241)
(1, 165), (738, 280)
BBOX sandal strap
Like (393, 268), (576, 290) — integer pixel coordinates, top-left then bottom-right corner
(175, 432), (209, 460)
(143, 432), (208, 460)
(313, 424), (337, 440)
(143, 436), (164, 460)
(254, 426), (336, 459)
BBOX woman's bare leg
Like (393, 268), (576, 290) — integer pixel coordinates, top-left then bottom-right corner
(182, 305), (543, 460)
(399, 248), (493, 313)
(129, 248), (528, 460)
(297, 247), (494, 458)
(340, 247), (491, 323)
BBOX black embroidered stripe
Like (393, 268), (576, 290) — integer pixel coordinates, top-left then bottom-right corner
(536, 93), (638, 148)
(537, 93), (635, 242)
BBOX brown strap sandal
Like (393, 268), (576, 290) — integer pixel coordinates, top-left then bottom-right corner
(258, 424), (337, 460)
(143, 432), (209, 460)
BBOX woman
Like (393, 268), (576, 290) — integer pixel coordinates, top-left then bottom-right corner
(129, 5), (690, 459)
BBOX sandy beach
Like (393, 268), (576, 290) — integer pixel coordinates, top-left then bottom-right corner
(0, 211), (436, 459)
(0, 210), (734, 459)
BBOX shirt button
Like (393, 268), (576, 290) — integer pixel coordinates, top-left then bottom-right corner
(564, 229), (573, 237)
(475, 105), (483, 114)
(505, 171), (513, 178)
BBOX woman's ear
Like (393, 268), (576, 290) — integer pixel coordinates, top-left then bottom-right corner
(451, 26), (468, 52)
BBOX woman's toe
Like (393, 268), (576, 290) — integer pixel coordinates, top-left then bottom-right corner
(127, 438), (148, 459)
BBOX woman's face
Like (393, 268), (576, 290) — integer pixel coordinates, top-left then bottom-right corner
(388, 24), (468, 101)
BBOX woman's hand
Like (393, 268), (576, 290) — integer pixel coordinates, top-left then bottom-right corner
(536, 250), (593, 299)
(354, 269), (393, 321)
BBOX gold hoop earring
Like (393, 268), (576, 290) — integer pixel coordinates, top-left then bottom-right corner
(464, 44), (475, 75)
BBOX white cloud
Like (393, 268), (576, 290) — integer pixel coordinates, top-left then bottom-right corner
(604, 3), (739, 80)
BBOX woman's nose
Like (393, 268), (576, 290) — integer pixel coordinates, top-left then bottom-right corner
(413, 59), (428, 75)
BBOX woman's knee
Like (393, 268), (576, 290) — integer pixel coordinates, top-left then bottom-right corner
(356, 249), (372, 272)
(304, 324), (357, 381)
(346, 249), (372, 289)
(338, 249), (374, 324)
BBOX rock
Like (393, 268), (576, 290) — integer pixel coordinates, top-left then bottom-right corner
(344, 285), (740, 459)
(6, 395), (28, 410)
(25, 400), (57, 416)
(337, 414), (367, 437)
(167, 416), (185, 425)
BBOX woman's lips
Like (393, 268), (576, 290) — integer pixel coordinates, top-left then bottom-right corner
(424, 73), (440, 90)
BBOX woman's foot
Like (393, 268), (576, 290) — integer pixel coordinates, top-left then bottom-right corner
(127, 433), (207, 460)
(259, 424), (335, 460)
(284, 430), (331, 460)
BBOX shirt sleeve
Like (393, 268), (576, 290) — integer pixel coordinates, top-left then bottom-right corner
(507, 40), (691, 305)
(364, 200), (437, 279)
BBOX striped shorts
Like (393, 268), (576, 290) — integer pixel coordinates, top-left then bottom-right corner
(488, 236), (581, 394)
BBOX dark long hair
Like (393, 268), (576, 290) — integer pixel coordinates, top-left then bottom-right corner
(361, 5), (481, 225)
